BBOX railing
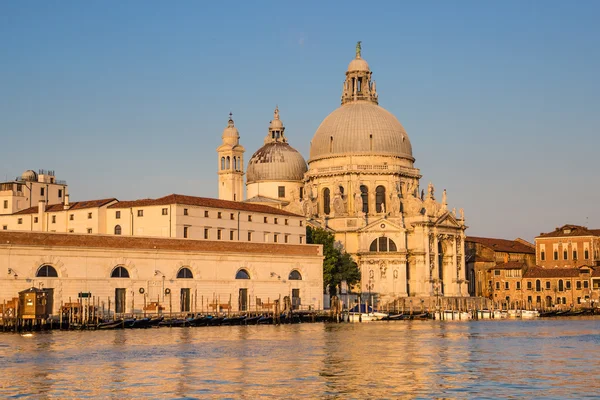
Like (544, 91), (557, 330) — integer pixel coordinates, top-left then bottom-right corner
(314, 164), (418, 175)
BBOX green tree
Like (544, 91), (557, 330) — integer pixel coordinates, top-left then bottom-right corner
(307, 226), (361, 296)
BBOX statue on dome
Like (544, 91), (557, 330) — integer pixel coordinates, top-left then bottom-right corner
(427, 182), (435, 200)
(274, 106), (279, 120)
(459, 208), (465, 220)
(356, 41), (362, 58)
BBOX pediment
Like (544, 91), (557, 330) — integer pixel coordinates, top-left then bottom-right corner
(357, 218), (405, 234)
(433, 212), (461, 228)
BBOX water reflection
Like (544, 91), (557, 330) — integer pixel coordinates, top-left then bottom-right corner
(1, 319), (600, 398)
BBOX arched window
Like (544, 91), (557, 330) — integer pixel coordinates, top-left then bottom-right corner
(111, 266), (130, 278)
(226, 156), (231, 169)
(177, 267), (193, 279)
(323, 188), (331, 215)
(233, 157), (237, 171)
(114, 225), (122, 235)
(541, 250), (545, 261)
(376, 186), (386, 213)
(535, 279), (541, 291)
(360, 185), (369, 213)
(37, 265), (58, 277)
(221, 157), (225, 170)
(369, 237), (398, 252)
(289, 270), (302, 280)
(235, 269), (250, 279)
(558, 279), (564, 291)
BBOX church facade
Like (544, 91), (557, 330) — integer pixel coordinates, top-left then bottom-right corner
(218, 43), (469, 303)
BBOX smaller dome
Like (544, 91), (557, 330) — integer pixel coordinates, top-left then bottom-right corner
(247, 143), (307, 183)
(347, 57), (370, 72)
(21, 170), (37, 182)
(222, 113), (239, 139)
(269, 118), (284, 130)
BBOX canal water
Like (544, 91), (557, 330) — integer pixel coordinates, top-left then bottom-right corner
(1, 318), (600, 399)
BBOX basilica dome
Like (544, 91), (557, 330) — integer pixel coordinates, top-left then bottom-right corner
(309, 45), (413, 163)
(246, 107), (307, 183)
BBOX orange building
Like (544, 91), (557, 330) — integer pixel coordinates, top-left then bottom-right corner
(535, 224), (600, 268)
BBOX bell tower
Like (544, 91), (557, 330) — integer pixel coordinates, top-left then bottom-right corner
(217, 113), (245, 201)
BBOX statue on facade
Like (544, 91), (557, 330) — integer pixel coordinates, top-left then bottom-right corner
(302, 198), (313, 219)
(428, 182), (435, 200)
(356, 41), (362, 58)
(459, 208), (465, 220)
(390, 188), (401, 215)
(442, 189), (447, 207)
(354, 188), (363, 216)
(452, 208), (457, 217)
(332, 187), (345, 216)
(420, 189), (425, 201)
(380, 201), (386, 215)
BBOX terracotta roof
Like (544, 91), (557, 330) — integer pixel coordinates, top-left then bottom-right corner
(14, 198), (117, 215)
(466, 236), (535, 254)
(108, 194), (302, 217)
(0, 231), (321, 257)
(524, 266), (585, 278)
(537, 224), (600, 238)
(490, 261), (527, 270)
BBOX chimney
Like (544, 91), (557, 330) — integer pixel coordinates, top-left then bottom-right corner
(38, 200), (46, 231)
(504, 253), (509, 263)
(64, 188), (70, 210)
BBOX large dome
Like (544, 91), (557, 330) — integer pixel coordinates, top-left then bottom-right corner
(309, 101), (413, 161)
(247, 142), (307, 183)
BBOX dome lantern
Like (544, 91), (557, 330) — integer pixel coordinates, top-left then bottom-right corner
(341, 41), (378, 105)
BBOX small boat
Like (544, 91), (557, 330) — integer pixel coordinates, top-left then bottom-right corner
(158, 318), (190, 327)
(520, 310), (540, 319)
(123, 318), (136, 329)
(344, 305), (388, 322)
(433, 311), (471, 321)
(97, 319), (124, 330)
(257, 315), (273, 324)
(147, 316), (163, 327)
(507, 309), (521, 318)
(492, 310), (508, 319)
(540, 310), (557, 317)
(243, 315), (261, 325)
(222, 316), (247, 325)
(383, 313), (405, 321)
(187, 315), (208, 327)
(476, 310), (492, 319)
(131, 318), (150, 328)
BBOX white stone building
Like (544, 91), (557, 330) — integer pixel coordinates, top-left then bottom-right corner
(217, 43), (469, 303)
(0, 231), (323, 314)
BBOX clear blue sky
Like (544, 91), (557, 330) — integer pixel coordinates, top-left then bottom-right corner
(1, 1), (599, 242)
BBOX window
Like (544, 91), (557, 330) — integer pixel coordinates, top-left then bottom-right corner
(545, 281), (551, 290)
(248, 232), (252, 241)
(323, 188), (331, 215)
(52, 215), (56, 224)
(217, 229), (222, 240)
(584, 281), (589, 289)
(505, 282), (509, 290)
(3, 200), (7, 209)
(17, 218), (22, 225)
(204, 210), (209, 217)
(289, 270), (302, 280)
(69, 214), (74, 221)
(230, 213), (234, 220)
(554, 251), (558, 260)
(375, 185), (386, 213)
(137, 210), (143, 217)
(235, 269), (250, 279)
(68, 229), (74, 233)
(577, 297), (581, 304)
(285, 219), (289, 225)
(221, 157), (225, 170)
(360, 185), (369, 213)
(299, 187), (304, 200)
(285, 235), (289, 244)
(204, 228), (209, 239)
(87, 228), (92, 234)
(111, 266), (130, 278)
(558, 280), (564, 291)
(183, 226), (189, 238)
(585, 249), (590, 259)
(495, 282), (500, 290)
(88, 212), (92, 219)
(566, 281), (571, 290)
(58, 189), (62, 198)
(274, 218), (278, 224)
(369, 237), (398, 252)
(527, 296), (532, 304)
(300, 220), (303, 227)
(264, 217), (268, 223)
(177, 267), (193, 279)
(34, 217), (38, 223)
(278, 186), (285, 198)
(162, 208), (168, 215)
(573, 250), (578, 260)
(184, 208), (188, 216)
(217, 212), (222, 219)
(230, 230), (234, 240)
(115, 211), (121, 219)
(274, 234), (278, 243)
(527, 281), (532, 290)
(36, 265), (58, 277)
(494, 270), (501, 276)
(577, 280), (582, 290)
(536, 280), (541, 291)
(300, 236), (304, 244)
(40, 187), (44, 196)
(516, 281), (521, 290)
(563, 250), (568, 260)
(540, 251), (545, 261)
(114, 225), (122, 235)
(248, 215), (253, 222)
